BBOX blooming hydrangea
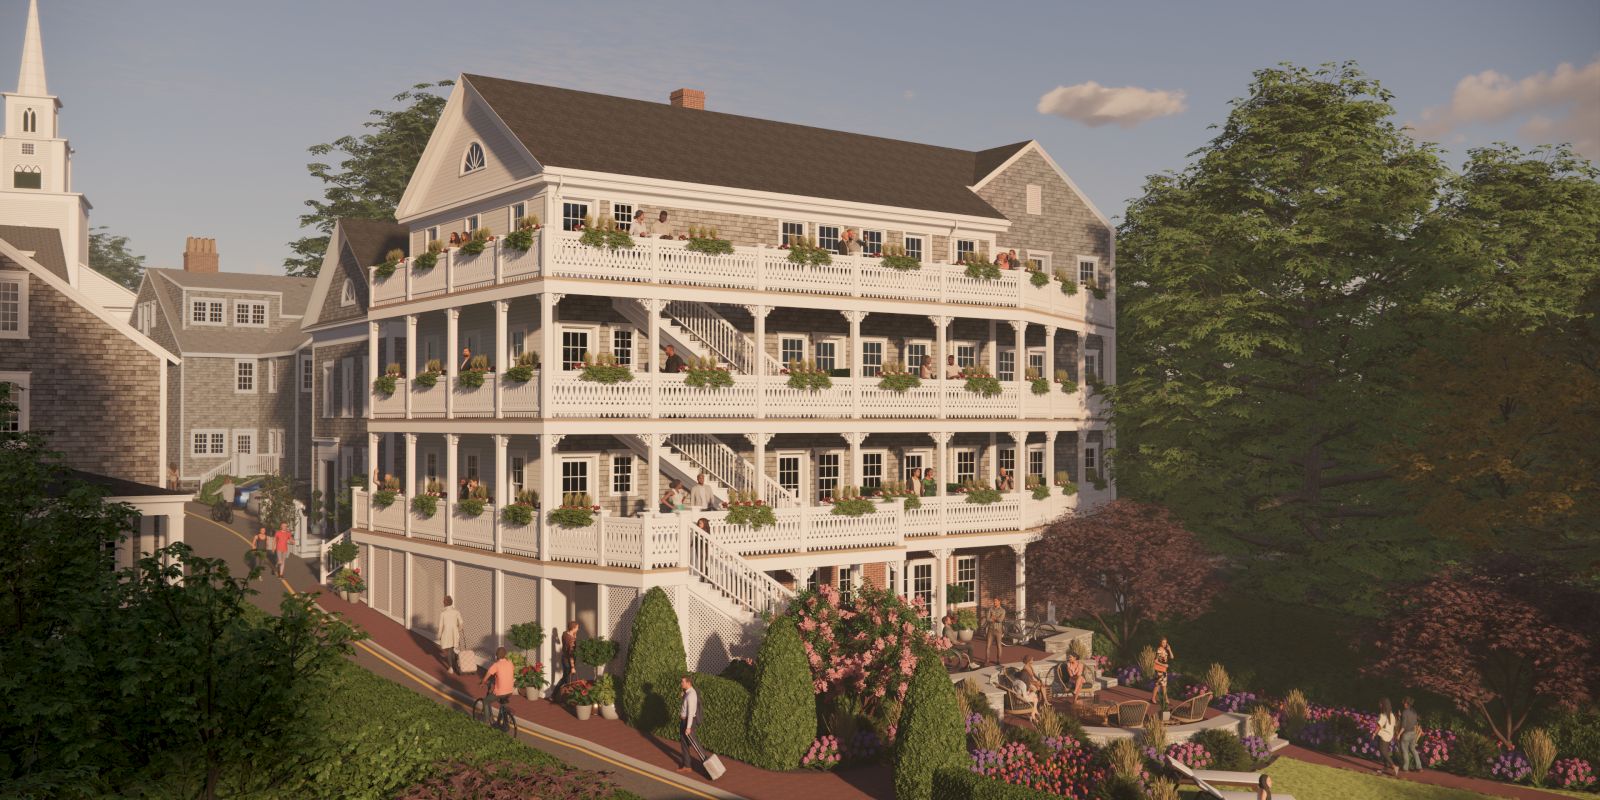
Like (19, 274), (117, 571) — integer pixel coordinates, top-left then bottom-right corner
(1490, 751), (1531, 783)
(842, 730), (883, 763)
(802, 735), (841, 770)
(1241, 735), (1272, 765)
(1417, 728), (1455, 768)
(1216, 691), (1261, 713)
(1115, 665), (1142, 686)
(964, 712), (984, 735)
(969, 741), (1105, 799)
(1166, 741), (1213, 770)
(1551, 757), (1595, 789)
(790, 583), (942, 716)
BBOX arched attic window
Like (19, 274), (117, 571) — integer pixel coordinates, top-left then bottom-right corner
(462, 142), (486, 174)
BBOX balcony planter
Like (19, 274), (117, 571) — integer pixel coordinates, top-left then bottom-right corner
(414, 358), (443, 389)
(577, 215), (634, 251)
(878, 244), (920, 271)
(458, 228), (493, 256)
(1088, 471), (1108, 491)
(1029, 269), (1050, 288)
(1030, 482), (1051, 501)
(784, 361), (832, 391)
(962, 255), (1001, 281)
(1057, 274), (1079, 296)
(685, 226), (734, 255)
(828, 487), (876, 517)
(504, 215), (541, 251)
(549, 493), (598, 529)
(959, 480), (1003, 505)
(1055, 370), (1078, 394)
(372, 488), (399, 509)
(684, 358), (734, 390)
(578, 353), (633, 384)
(413, 240), (444, 271)
(903, 495), (921, 511)
(960, 367), (1003, 397)
(457, 497), (487, 518)
(372, 374), (398, 396)
(724, 491), (777, 529)
(1090, 285), (1108, 300)
(374, 248), (404, 280)
(411, 494), (439, 518)
(501, 503), (535, 526)
(877, 365), (921, 393)
(783, 237), (833, 266)
(1055, 472), (1079, 496)
(1030, 378), (1050, 395)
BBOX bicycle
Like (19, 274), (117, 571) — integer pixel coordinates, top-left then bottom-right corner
(209, 498), (233, 523)
(472, 691), (516, 735)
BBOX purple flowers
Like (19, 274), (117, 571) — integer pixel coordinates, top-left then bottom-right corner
(1489, 751), (1530, 783)
(1166, 741), (1213, 769)
(1216, 691), (1261, 713)
(1241, 735), (1273, 765)
(1115, 665), (1142, 686)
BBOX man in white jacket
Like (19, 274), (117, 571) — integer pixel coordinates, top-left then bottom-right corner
(438, 595), (465, 674)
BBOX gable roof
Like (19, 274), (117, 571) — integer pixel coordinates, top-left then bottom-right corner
(146, 268), (315, 355)
(463, 74), (1012, 220)
(341, 218), (409, 270)
(972, 142), (1032, 184)
(302, 218), (406, 331)
(0, 237), (178, 364)
(0, 224), (68, 281)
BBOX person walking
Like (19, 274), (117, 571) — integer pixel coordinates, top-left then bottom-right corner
(438, 595), (465, 673)
(1399, 696), (1423, 772)
(983, 597), (1006, 666)
(554, 620), (580, 695)
(1152, 637), (1175, 706)
(272, 522), (292, 577)
(249, 526), (269, 573)
(677, 674), (708, 774)
(1376, 697), (1400, 776)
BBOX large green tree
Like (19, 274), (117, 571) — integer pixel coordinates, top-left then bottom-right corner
(284, 81), (451, 276)
(87, 226), (146, 289)
(1113, 63), (1451, 608)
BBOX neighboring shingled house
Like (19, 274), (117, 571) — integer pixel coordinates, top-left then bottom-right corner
(129, 238), (315, 488)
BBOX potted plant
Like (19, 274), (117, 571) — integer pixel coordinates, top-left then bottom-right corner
(457, 354), (491, 389)
(504, 351), (538, 383)
(578, 352), (633, 384)
(724, 490), (778, 529)
(959, 480), (1003, 505)
(783, 359), (832, 391)
(783, 235), (833, 266)
(504, 215), (541, 251)
(372, 371), (398, 396)
(878, 243), (920, 271)
(411, 492), (439, 518)
(876, 360), (920, 392)
(413, 358), (443, 389)
(374, 248), (405, 280)
(514, 658), (547, 700)
(412, 239), (444, 271)
(508, 621), (544, 663)
(575, 636), (620, 677)
(955, 608), (979, 642)
(1026, 367), (1050, 395)
(1055, 369), (1078, 394)
(577, 215), (634, 251)
(961, 252), (1001, 281)
(1055, 471), (1079, 496)
(685, 225), (734, 255)
(1028, 475), (1051, 500)
(561, 679), (596, 720)
(683, 356), (734, 389)
(592, 674), (619, 720)
(548, 492), (598, 529)
(828, 486), (876, 517)
(457, 484), (488, 518)
(459, 227), (493, 256)
(502, 489), (538, 526)
(1054, 269), (1079, 296)
(372, 476), (400, 508)
(960, 366), (1003, 397)
(332, 566), (365, 603)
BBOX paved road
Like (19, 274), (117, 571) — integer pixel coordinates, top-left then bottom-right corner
(181, 504), (715, 800)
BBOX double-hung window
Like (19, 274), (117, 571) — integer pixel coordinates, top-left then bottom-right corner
(954, 556), (978, 603)
(1085, 352), (1100, 381)
(904, 341), (929, 373)
(778, 454), (803, 498)
(191, 430), (226, 456)
(561, 458), (591, 496)
(1028, 252), (1051, 276)
(813, 339), (837, 373)
(612, 202), (634, 231)
(0, 372), (29, 431)
(561, 329), (591, 370)
(512, 202), (527, 225)
(955, 344), (977, 369)
(562, 201), (590, 232)
(861, 340), (884, 377)
(955, 239), (977, 263)
(997, 349), (1016, 381)
(1028, 448), (1045, 482)
(611, 328), (634, 367)
(234, 301), (267, 327)
(612, 454), (634, 495)
(0, 273), (26, 339)
(235, 360), (256, 393)
(1085, 446), (1098, 473)
(1028, 350), (1045, 379)
(191, 297), (224, 326)
(466, 215), (480, 234)
(955, 449), (977, 483)
(779, 336), (806, 368)
(998, 447), (1016, 478)
(911, 562), (934, 610)
(300, 355), (313, 392)
(510, 457), (526, 495)
(837, 566), (856, 605)
(1079, 257), (1098, 287)
(780, 221), (805, 246)
(861, 451), (884, 490)
(816, 452), (840, 501)
(817, 225), (841, 252)
(861, 230), (883, 256)
(902, 235), (925, 263)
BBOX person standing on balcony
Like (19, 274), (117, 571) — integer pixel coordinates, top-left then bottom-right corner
(438, 595), (464, 673)
(554, 620), (580, 695)
(839, 228), (863, 256)
(459, 346), (473, 373)
(983, 597), (1006, 666)
(632, 209), (651, 237)
(924, 468), (937, 496)
(167, 463), (179, 490)
(919, 355), (936, 380)
(655, 210), (673, 239)
(662, 345), (687, 374)
(945, 355), (962, 379)
(689, 473), (717, 511)
(997, 468), (1015, 492)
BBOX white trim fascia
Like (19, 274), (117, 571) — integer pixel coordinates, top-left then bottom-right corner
(301, 223), (351, 331)
(158, 358), (167, 485)
(144, 272), (183, 349)
(310, 328), (365, 346)
(184, 343), (310, 359)
(396, 78), (545, 221)
(971, 140), (1114, 235)
(0, 238), (179, 363)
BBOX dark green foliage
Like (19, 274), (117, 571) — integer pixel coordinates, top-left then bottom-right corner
(748, 617), (817, 770)
(930, 767), (1063, 800)
(574, 636), (619, 669)
(619, 587), (687, 739)
(1096, 775), (1145, 800)
(1548, 708), (1600, 766)
(88, 226), (146, 289)
(1192, 729), (1253, 771)
(691, 674), (757, 765)
(896, 655), (967, 800)
(1443, 729), (1498, 778)
(719, 658), (757, 691)
(1005, 725), (1051, 761)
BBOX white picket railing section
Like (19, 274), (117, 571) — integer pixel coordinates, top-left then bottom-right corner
(670, 433), (800, 507)
(662, 300), (781, 375)
(689, 527), (794, 618)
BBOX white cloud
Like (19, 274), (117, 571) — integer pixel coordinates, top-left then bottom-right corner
(1036, 81), (1187, 128)
(1414, 57), (1600, 158)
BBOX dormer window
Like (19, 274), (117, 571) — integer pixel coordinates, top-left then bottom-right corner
(12, 165), (40, 190)
(21, 109), (36, 133)
(462, 142), (485, 174)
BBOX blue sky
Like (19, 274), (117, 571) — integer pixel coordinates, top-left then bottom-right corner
(7, 0), (1598, 275)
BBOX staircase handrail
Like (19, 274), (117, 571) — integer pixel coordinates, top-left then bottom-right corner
(662, 300), (783, 375)
(688, 526), (793, 618)
(671, 433), (801, 507)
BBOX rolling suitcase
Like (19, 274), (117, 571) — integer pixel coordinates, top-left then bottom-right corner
(702, 754), (726, 781)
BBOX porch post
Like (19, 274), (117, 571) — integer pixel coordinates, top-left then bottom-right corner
(446, 308), (459, 419)
(367, 322), (380, 420)
(538, 577), (558, 694)
(987, 433), (997, 485)
(403, 433), (417, 538)
(751, 304), (768, 419)
(897, 556), (909, 602)
(644, 433), (661, 517)
(494, 568), (505, 648)
(1013, 320), (1026, 420)
(1014, 431), (1028, 499)
(539, 293), (558, 419)
(404, 314), (417, 419)
(749, 433), (770, 502)
(494, 434), (508, 553)
(847, 310), (864, 419)
(444, 434), (459, 545)
(1076, 331), (1087, 413)
(1011, 542), (1027, 623)
(646, 298), (661, 419)
(494, 300), (508, 418)
(932, 548), (950, 624)
(931, 315), (948, 420)
(1044, 327), (1056, 390)
(366, 432), (379, 531)
(846, 431), (863, 493)
(1045, 430), (1058, 511)
(540, 434), (562, 560)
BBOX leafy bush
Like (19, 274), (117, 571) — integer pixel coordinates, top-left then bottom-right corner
(619, 587), (687, 740)
(784, 359), (833, 391)
(591, 674), (616, 706)
(747, 618), (816, 770)
(785, 236), (833, 266)
(960, 480), (1003, 505)
(879, 370), (922, 393)
(329, 539), (359, 567)
(829, 486), (877, 517)
(410, 494), (438, 518)
(1551, 757), (1596, 789)
(372, 488), (398, 508)
(1443, 729), (1497, 778)
(374, 248), (405, 280)
(684, 226), (734, 255)
(458, 228), (492, 255)
(1058, 277), (1078, 296)
(456, 498), (485, 518)
(691, 673), (756, 764)
(962, 256), (1001, 281)
(549, 493), (597, 529)
(879, 244), (920, 271)
(574, 637), (619, 670)
(501, 504), (534, 526)
(1192, 728), (1253, 771)
(456, 369), (485, 390)
(413, 240), (443, 271)
(719, 658), (757, 690)
(577, 353), (632, 384)
(577, 215), (634, 251)
(507, 622), (544, 654)
(503, 226), (534, 252)
(930, 767), (1063, 800)
(683, 357), (734, 389)
(1549, 708), (1600, 765)
(373, 374), (398, 396)
(961, 367), (1003, 397)
(896, 655), (967, 800)
(724, 491), (777, 529)
(1029, 378), (1050, 395)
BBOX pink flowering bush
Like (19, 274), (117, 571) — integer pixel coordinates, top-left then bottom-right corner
(1166, 741), (1213, 769)
(802, 735), (841, 770)
(1551, 757), (1595, 789)
(968, 740), (1106, 799)
(784, 583), (949, 718)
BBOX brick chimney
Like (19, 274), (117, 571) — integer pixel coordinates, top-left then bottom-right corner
(183, 237), (219, 273)
(670, 88), (705, 110)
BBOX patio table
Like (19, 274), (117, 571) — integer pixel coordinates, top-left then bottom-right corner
(1073, 701), (1115, 725)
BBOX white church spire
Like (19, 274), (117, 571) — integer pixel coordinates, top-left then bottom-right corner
(18, 0), (48, 96)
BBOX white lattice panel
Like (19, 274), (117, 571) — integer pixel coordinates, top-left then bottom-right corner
(455, 563), (494, 654)
(503, 573), (538, 646)
(608, 587), (640, 662)
(410, 555), (444, 638)
(387, 549), (405, 622)
(683, 587), (761, 675)
(365, 545), (388, 616)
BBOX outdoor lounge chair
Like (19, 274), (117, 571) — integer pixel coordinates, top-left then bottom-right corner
(1113, 699), (1148, 727)
(1169, 691), (1212, 724)
(1193, 775), (1296, 800)
(1165, 755), (1267, 787)
(998, 674), (1039, 722)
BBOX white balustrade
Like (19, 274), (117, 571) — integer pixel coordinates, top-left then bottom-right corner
(411, 506), (445, 542)
(372, 270), (406, 304)
(501, 237), (540, 281)
(372, 494), (407, 534)
(411, 381), (446, 417)
(451, 248), (495, 291)
(410, 261), (446, 298)
(690, 527), (794, 617)
(692, 504), (903, 556)
(452, 502), (496, 550)
(761, 380), (856, 418)
(548, 372), (651, 418)
(858, 381), (944, 418)
(451, 375), (496, 418)
(547, 517), (602, 564)
(352, 488), (369, 527)
(373, 379), (407, 418)
(501, 518), (538, 558)
(657, 379), (759, 418)
(670, 433), (799, 506)
(501, 375), (538, 416)
(661, 300), (778, 374)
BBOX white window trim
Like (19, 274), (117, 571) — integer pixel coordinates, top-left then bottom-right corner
(901, 448), (931, 480)
(511, 202), (528, 226)
(340, 357), (354, 418)
(778, 333), (810, 368)
(1077, 254), (1100, 286)
(340, 279), (356, 307)
(609, 199), (637, 232)
(0, 271), (29, 340)
(816, 224), (843, 252)
(234, 359), (257, 394)
(859, 228), (885, 256)
(559, 324), (599, 370)
(466, 214), (481, 234)
(189, 295), (226, 327)
(952, 447), (979, 482)
(0, 370), (29, 431)
(907, 557), (936, 608)
(1085, 445), (1099, 472)
(320, 363), (333, 418)
(560, 198), (596, 232)
(191, 428), (228, 457)
(901, 232), (930, 262)
(858, 337), (888, 376)
(1027, 250), (1052, 274)
(775, 450), (807, 497)
(233, 300), (269, 328)
(558, 454), (599, 497)
(859, 448), (889, 488)
(608, 450), (637, 495)
(812, 335), (843, 372)
(232, 428), (257, 456)
(265, 359), (278, 393)
(461, 141), (486, 175)
(778, 220), (807, 246)
(300, 354), (313, 392)
(953, 555), (980, 606)
(610, 324), (637, 367)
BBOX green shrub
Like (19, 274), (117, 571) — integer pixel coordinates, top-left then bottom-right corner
(619, 587), (687, 740)
(574, 636), (619, 670)
(719, 658), (757, 691)
(1192, 728), (1252, 771)
(1549, 708), (1600, 765)
(507, 622), (544, 654)
(691, 673), (757, 765)
(1005, 724), (1050, 761)
(930, 767), (1062, 800)
(895, 655), (967, 800)
(329, 539), (359, 567)
(1443, 729), (1497, 778)
(748, 617), (817, 770)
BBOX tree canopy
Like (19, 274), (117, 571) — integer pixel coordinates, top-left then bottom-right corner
(87, 226), (146, 290)
(284, 81), (451, 276)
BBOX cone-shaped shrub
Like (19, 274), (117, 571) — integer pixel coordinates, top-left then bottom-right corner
(747, 617), (817, 769)
(620, 587), (688, 739)
(896, 653), (966, 800)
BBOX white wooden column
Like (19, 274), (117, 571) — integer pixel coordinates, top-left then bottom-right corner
(404, 314), (417, 419)
(1014, 431), (1028, 499)
(1044, 327), (1057, 386)
(847, 310), (864, 419)
(750, 304), (768, 419)
(987, 320), (997, 374)
(646, 298), (660, 419)
(494, 434), (508, 553)
(538, 577), (558, 694)
(366, 432), (379, 530)
(748, 433), (771, 504)
(846, 431), (864, 492)
(539, 293), (559, 419)
(444, 434), (459, 545)
(403, 433), (417, 538)
(1011, 543), (1027, 621)
(596, 585), (611, 651)
(540, 434), (562, 559)
(494, 300), (508, 418)
(931, 315), (948, 420)
(932, 548), (950, 623)
(987, 433), (997, 484)
(445, 308), (459, 419)
(367, 322), (380, 420)
(1044, 430), (1058, 499)
(493, 568), (505, 647)
(644, 433), (661, 515)
(897, 556), (909, 601)
(1013, 320), (1026, 420)
(403, 552), (414, 626)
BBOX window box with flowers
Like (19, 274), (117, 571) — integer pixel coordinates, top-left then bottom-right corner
(411, 487), (441, 519)
(684, 225), (734, 255)
(413, 359), (443, 389)
(548, 492), (599, 529)
(560, 679), (596, 720)
(1026, 367), (1050, 395)
(504, 351), (538, 383)
(456, 354), (492, 389)
(1054, 269), (1079, 296)
(724, 490), (777, 529)
(959, 480), (1003, 505)
(372, 370), (399, 397)
(372, 475), (401, 509)
(783, 236), (833, 266)
(828, 486), (876, 517)
(457, 484), (489, 518)
(684, 357), (734, 390)
(501, 489), (539, 526)
(578, 353), (633, 384)
(1055, 471), (1079, 496)
(783, 360), (832, 391)
(1028, 476), (1051, 500)
(1054, 370), (1078, 394)
(504, 214), (541, 251)
(1087, 470), (1108, 491)
(961, 366), (1003, 397)
(1028, 266), (1051, 287)
(877, 243), (920, 271)
(961, 253), (1001, 281)
(876, 360), (920, 393)
(458, 227), (493, 256)
(412, 239), (444, 271)
(374, 248), (405, 280)
(577, 215), (634, 251)
(332, 566), (366, 603)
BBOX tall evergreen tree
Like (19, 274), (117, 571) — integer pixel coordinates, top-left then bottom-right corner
(87, 226), (146, 290)
(746, 617), (816, 769)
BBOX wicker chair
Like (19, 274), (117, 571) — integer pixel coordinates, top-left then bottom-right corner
(1169, 691), (1212, 724)
(998, 673), (1039, 722)
(1114, 699), (1149, 728)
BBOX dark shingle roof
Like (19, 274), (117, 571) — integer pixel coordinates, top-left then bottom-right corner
(147, 269), (315, 354)
(340, 218), (409, 268)
(0, 224), (68, 280)
(59, 469), (189, 498)
(972, 142), (1031, 184)
(466, 75), (1015, 220)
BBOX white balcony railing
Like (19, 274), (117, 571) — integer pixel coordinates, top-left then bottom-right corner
(373, 380), (407, 418)
(369, 231), (1113, 326)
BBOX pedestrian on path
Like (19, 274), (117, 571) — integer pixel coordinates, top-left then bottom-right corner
(1152, 637), (1174, 706)
(983, 597), (1006, 666)
(554, 620), (580, 695)
(251, 526), (269, 573)
(272, 523), (292, 577)
(438, 596), (464, 674)
(1376, 697), (1400, 776)
(678, 674), (708, 774)
(1399, 696), (1423, 772)
(1256, 775), (1272, 800)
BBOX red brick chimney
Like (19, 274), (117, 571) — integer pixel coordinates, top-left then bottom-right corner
(670, 88), (705, 110)
(183, 237), (219, 273)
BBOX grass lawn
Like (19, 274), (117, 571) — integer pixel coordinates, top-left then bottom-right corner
(1187, 757), (1524, 800)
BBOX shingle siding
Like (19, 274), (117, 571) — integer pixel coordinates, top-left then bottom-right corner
(976, 149), (1112, 278)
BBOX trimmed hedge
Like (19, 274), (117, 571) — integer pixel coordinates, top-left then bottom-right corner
(747, 617), (817, 770)
(619, 587), (687, 740)
(1192, 728), (1252, 771)
(691, 674), (757, 765)
(896, 655), (967, 800)
(930, 767), (1062, 800)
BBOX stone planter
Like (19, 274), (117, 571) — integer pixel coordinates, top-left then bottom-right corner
(958, 629), (975, 643)
(339, 590), (353, 603)
(524, 687), (540, 700)
(600, 704), (619, 720)
(574, 704), (593, 721)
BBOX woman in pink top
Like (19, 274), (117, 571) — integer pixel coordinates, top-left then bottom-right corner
(272, 524), (292, 577)
(482, 646), (515, 700)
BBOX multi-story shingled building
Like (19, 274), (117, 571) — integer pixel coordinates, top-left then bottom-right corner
(337, 75), (1116, 680)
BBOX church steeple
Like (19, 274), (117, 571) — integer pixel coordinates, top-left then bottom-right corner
(17, 0), (47, 97)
